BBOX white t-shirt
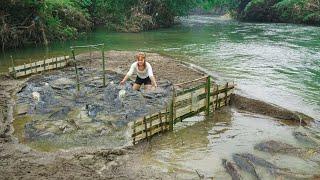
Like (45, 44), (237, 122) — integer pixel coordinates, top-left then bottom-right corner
(126, 62), (154, 79)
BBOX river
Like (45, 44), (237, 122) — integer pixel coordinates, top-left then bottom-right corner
(1, 15), (319, 178)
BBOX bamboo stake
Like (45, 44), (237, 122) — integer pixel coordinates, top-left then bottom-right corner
(10, 56), (16, 78)
(165, 107), (168, 130)
(144, 117), (148, 140)
(149, 116), (152, 137)
(133, 121), (136, 145)
(24, 63), (26, 75)
(72, 49), (80, 91)
(169, 88), (175, 131)
(159, 112), (163, 133)
(29, 58), (32, 73)
(206, 76), (211, 116)
(102, 45), (106, 86)
(224, 82), (229, 106)
(215, 84), (219, 110)
(43, 58), (46, 71)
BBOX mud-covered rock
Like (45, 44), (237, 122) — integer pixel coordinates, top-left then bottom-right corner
(230, 94), (314, 124)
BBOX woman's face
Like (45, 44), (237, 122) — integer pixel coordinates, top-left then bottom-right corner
(137, 56), (145, 66)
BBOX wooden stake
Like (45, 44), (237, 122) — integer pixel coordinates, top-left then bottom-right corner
(72, 49), (80, 91)
(144, 117), (148, 140)
(24, 63), (26, 75)
(159, 112), (163, 132)
(206, 76), (211, 116)
(169, 88), (175, 131)
(10, 56), (16, 78)
(102, 45), (106, 86)
(29, 59), (32, 73)
(133, 121), (136, 145)
(225, 82), (229, 106)
(215, 84), (219, 110)
(43, 58), (46, 71)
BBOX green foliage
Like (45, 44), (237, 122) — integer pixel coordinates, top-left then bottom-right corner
(203, 0), (320, 25)
(241, 0), (279, 21)
(1, 0), (200, 49)
(274, 0), (320, 24)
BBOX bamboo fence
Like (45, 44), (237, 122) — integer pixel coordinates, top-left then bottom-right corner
(131, 76), (235, 144)
(70, 44), (106, 91)
(8, 56), (69, 78)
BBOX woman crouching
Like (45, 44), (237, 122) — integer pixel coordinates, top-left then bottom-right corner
(120, 52), (157, 90)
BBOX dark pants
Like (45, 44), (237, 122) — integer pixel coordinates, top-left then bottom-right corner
(135, 76), (151, 85)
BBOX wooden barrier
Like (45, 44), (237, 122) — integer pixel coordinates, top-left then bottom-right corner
(8, 56), (69, 78)
(131, 76), (235, 144)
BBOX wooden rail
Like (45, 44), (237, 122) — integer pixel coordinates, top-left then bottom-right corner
(8, 56), (69, 78)
(131, 76), (235, 144)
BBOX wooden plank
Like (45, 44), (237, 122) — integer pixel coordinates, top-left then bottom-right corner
(176, 105), (191, 118)
(135, 118), (160, 133)
(176, 83), (206, 96)
(174, 76), (208, 87)
(175, 87), (205, 102)
(134, 126), (166, 142)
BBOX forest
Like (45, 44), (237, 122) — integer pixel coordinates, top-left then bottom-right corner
(1, 0), (319, 50)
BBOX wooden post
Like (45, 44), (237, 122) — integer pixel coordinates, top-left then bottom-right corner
(206, 76), (211, 116)
(10, 56), (16, 78)
(215, 84), (219, 110)
(102, 45), (106, 86)
(144, 117), (148, 140)
(165, 107), (168, 130)
(133, 121), (136, 145)
(72, 49), (80, 91)
(224, 82), (229, 106)
(169, 88), (175, 131)
(43, 58), (46, 71)
(159, 112), (163, 133)
(55, 57), (58, 69)
(24, 63), (26, 75)
(28, 59), (32, 74)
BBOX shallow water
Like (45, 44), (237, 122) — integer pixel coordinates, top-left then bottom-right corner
(142, 108), (319, 179)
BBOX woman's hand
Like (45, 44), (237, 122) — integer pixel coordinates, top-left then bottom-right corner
(120, 80), (125, 85)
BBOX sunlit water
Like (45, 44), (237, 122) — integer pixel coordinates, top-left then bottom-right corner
(1, 15), (319, 178)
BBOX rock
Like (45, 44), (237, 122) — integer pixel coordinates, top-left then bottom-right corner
(222, 159), (242, 180)
(232, 153), (260, 180)
(230, 94), (314, 124)
(293, 131), (320, 147)
(254, 140), (320, 162)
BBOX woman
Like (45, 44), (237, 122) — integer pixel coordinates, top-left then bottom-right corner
(120, 52), (157, 90)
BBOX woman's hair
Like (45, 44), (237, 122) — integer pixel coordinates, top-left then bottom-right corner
(136, 52), (146, 67)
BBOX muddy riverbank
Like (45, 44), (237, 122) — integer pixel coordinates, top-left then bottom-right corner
(0, 51), (318, 179)
(0, 51), (205, 179)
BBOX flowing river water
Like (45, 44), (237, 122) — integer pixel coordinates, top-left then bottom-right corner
(1, 15), (319, 178)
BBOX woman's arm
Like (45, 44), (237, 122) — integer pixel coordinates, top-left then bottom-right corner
(120, 63), (136, 85)
(150, 76), (157, 88)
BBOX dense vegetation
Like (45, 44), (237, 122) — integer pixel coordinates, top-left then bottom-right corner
(0, 0), (197, 50)
(204, 0), (320, 25)
(1, 0), (319, 50)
